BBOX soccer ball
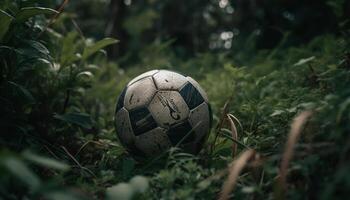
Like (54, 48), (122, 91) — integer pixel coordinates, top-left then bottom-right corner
(114, 69), (212, 157)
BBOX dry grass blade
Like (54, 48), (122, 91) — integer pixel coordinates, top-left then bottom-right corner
(215, 100), (231, 132)
(228, 113), (243, 133)
(218, 149), (256, 200)
(210, 99), (231, 154)
(227, 114), (238, 157)
(279, 110), (313, 191)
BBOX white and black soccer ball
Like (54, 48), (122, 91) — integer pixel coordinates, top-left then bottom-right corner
(114, 69), (212, 157)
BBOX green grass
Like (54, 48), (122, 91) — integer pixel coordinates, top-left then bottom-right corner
(82, 34), (350, 200)
(1, 1), (350, 200)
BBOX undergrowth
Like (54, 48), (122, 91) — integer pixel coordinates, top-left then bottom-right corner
(1, 1), (350, 200)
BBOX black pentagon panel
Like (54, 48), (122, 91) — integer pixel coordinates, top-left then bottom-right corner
(129, 107), (157, 136)
(208, 103), (213, 129)
(179, 82), (205, 110)
(126, 142), (146, 157)
(116, 87), (127, 112)
(168, 121), (194, 145)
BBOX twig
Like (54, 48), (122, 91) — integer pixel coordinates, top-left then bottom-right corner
(61, 146), (96, 177)
(71, 18), (85, 40)
(44, 145), (60, 160)
(38, 0), (70, 38)
(75, 140), (108, 157)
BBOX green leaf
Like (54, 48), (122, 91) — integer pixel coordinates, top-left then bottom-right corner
(293, 56), (315, 66)
(16, 40), (51, 60)
(337, 98), (350, 123)
(122, 158), (135, 179)
(8, 81), (35, 104)
(15, 7), (58, 23)
(327, 0), (345, 18)
(60, 31), (79, 65)
(26, 40), (50, 55)
(54, 112), (93, 129)
(0, 9), (13, 42)
(2, 157), (41, 191)
(270, 109), (285, 117)
(22, 151), (70, 171)
(82, 38), (118, 60)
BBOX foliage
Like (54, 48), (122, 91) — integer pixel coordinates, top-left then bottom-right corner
(1, 0), (350, 200)
(0, 1), (117, 199)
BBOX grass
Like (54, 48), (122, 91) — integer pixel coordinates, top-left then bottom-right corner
(90, 34), (349, 200)
(0, 1), (349, 199)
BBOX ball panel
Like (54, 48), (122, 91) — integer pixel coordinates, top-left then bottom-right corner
(186, 77), (209, 102)
(168, 121), (195, 146)
(124, 77), (157, 110)
(127, 70), (159, 86)
(188, 102), (210, 143)
(208, 103), (213, 129)
(148, 91), (190, 128)
(115, 87), (127, 113)
(179, 82), (205, 110)
(116, 70), (211, 157)
(125, 142), (147, 157)
(129, 107), (158, 136)
(134, 127), (171, 156)
(153, 70), (188, 90)
(115, 108), (135, 145)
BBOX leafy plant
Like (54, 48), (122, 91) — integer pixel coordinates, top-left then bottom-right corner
(0, 1), (117, 199)
(1, 0), (349, 200)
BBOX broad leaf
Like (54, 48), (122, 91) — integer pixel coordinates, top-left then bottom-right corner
(15, 40), (51, 61)
(8, 81), (35, 104)
(82, 38), (118, 60)
(0, 9), (13, 42)
(54, 112), (93, 129)
(3, 157), (41, 191)
(60, 31), (79, 65)
(122, 158), (135, 179)
(15, 7), (58, 23)
(23, 151), (70, 171)
(26, 40), (50, 55)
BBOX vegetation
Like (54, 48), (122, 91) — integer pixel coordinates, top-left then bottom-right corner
(0, 0), (349, 199)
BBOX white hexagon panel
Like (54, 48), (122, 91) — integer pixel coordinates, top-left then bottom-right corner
(124, 77), (157, 110)
(188, 102), (210, 143)
(127, 69), (159, 86)
(134, 127), (172, 156)
(115, 108), (135, 145)
(153, 70), (188, 90)
(148, 91), (189, 127)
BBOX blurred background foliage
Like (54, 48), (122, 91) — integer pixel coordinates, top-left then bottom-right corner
(0, 0), (350, 199)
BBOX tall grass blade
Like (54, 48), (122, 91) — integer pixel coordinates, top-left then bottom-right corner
(218, 149), (255, 200)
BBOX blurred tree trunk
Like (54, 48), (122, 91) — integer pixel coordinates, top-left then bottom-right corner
(105, 0), (127, 59)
